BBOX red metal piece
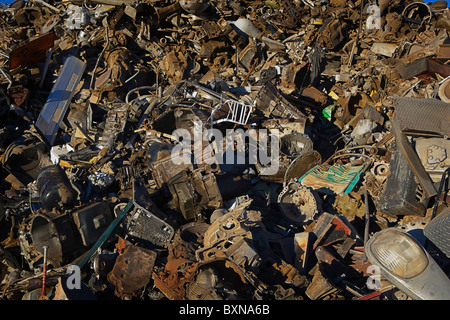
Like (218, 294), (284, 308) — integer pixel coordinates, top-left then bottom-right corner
(41, 246), (48, 298)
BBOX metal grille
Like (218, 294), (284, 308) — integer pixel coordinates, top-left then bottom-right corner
(392, 96), (450, 136)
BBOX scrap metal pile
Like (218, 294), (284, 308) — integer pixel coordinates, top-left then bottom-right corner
(0, 0), (450, 300)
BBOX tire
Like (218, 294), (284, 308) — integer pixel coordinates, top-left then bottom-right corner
(424, 206), (450, 258)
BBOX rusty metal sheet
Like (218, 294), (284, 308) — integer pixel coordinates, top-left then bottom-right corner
(8, 33), (55, 69)
(437, 44), (450, 60)
(371, 43), (398, 57)
(107, 239), (157, 299)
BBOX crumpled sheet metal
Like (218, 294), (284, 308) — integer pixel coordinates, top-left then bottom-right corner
(107, 237), (157, 299)
(0, 0), (450, 302)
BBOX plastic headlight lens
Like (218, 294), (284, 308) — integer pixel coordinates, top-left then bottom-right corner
(370, 229), (428, 279)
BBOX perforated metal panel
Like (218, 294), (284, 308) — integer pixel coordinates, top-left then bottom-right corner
(391, 97), (450, 136)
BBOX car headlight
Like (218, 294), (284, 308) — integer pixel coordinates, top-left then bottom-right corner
(366, 228), (450, 300)
(369, 228), (428, 279)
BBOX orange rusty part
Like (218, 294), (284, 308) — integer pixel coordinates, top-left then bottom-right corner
(9, 33), (55, 69)
(152, 257), (199, 300)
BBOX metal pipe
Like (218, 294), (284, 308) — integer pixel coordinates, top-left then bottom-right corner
(41, 246), (48, 298)
(34, 0), (61, 13)
(364, 188), (370, 252)
(348, 0), (364, 66)
(431, 167), (450, 220)
(90, 23), (109, 90)
(125, 86), (156, 104)
(0, 67), (12, 89)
